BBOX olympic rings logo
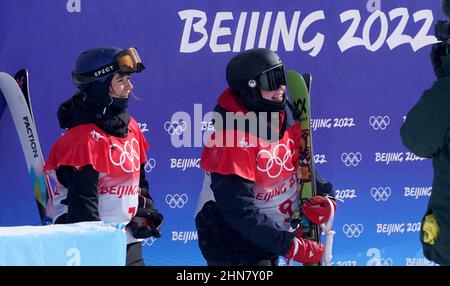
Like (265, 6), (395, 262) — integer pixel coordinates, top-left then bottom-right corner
(142, 237), (157, 246)
(164, 120), (186, 136)
(109, 138), (140, 173)
(343, 224), (364, 238)
(370, 187), (391, 202)
(144, 158), (156, 173)
(165, 193), (188, 208)
(341, 152), (362, 167)
(379, 258), (393, 266)
(368, 258), (393, 266)
(369, 116), (390, 130)
(256, 139), (295, 178)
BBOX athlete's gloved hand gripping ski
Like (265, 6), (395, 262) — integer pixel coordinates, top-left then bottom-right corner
(287, 70), (336, 266)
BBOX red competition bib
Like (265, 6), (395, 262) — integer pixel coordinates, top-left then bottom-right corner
(201, 121), (303, 228)
(44, 118), (149, 240)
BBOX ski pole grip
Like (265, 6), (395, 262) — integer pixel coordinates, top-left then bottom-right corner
(321, 196), (336, 266)
(322, 230), (335, 266)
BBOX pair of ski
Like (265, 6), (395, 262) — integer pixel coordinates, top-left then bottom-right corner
(0, 69), (54, 225)
(287, 70), (335, 266)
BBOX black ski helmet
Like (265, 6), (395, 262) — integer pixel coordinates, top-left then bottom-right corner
(71, 46), (145, 112)
(226, 48), (287, 111)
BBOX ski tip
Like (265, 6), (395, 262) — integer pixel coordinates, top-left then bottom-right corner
(13, 69), (28, 90)
(302, 73), (312, 79)
(302, 73), (312, 93)
(14, 68), (28, 78)
(287, 70), (308, 94)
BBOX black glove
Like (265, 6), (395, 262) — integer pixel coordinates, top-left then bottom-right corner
(431, 42), (449, 79)
(128, 196), (164, 239)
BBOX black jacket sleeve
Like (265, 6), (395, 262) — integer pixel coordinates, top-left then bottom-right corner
(139, 163), (153, 204)
(401, 78), (450, 158)
(210, 172), (295, 256)
(55, 164), (100, 223)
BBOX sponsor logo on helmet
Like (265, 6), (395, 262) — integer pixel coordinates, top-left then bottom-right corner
(94, 65), (115, 77)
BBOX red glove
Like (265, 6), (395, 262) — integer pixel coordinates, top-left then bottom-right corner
(302, 196), (336, 225)
(284, 229), (324, 264)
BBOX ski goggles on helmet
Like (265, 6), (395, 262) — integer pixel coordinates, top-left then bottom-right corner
(72, 47), (145, 84)
(115, 47), (145, 74)
(253, 64), (287, 91)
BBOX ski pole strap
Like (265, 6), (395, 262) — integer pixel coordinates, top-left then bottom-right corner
(322, 196), (335, 233)
(321, 196), (336, 266)
(322, 230), (335, 266)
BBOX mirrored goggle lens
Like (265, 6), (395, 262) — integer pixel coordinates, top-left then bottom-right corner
(257, 65), (286, 91)
(115, 47), (145, 73)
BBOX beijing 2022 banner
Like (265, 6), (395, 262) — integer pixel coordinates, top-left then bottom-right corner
(0, 0), (441, 266)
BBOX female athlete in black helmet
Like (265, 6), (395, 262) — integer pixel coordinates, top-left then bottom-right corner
(195, 48), (335, 266)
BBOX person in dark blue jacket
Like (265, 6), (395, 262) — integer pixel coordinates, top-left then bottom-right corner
(195, 48), (335, 266)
